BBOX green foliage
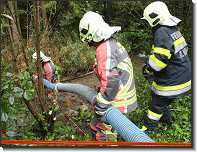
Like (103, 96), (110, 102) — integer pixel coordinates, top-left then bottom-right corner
(44, 1), (57, 12)
(1, 107), (94, 146)
(55, 40), (95, 75)
(1, 14), (13, 35)
(1, 60), (34, 134)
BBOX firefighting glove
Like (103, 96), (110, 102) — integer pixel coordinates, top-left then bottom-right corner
(142, 64), (155, 81)
(32, 74), (38, 85)
(92, 96), (112, 124)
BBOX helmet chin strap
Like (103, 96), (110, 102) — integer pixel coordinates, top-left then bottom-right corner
(88, 39), (95, 47)
(88, 39), (105, 47)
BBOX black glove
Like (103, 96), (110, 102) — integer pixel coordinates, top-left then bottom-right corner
(92, 97), (112, 123)
(142, 64), (155, 81)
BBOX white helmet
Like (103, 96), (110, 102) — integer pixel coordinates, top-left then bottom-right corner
(32, 51), (51, 62)
(141, 1), (181, 27)
(79, 11), (121, 42)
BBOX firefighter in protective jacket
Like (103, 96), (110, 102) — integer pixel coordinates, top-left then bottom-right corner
(79, 11), (138, 141)
(32, 51), (59, 107)
(140, 1), (191, 133)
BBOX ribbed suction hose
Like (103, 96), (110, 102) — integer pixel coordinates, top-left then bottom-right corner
(41, 78), (154, 142)
(106, 107), (154, 142)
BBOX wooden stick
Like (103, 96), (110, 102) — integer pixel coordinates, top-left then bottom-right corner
(61, 71), (94, 82)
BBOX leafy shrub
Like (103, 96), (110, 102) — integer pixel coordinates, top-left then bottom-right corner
(1, 60), (35, 134)
(53, 40), (95, 76)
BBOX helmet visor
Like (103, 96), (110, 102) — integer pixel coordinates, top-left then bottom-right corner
(81, 28), (88, 35)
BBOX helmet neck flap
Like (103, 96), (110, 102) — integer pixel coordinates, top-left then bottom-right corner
(32, 51), (51, 62)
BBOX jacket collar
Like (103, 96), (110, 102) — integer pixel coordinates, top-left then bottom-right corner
(93, 39), (105, 48)
(152, 24), (162, 35)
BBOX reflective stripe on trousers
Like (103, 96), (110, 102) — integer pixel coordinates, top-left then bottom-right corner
(151, 80), (191, 96)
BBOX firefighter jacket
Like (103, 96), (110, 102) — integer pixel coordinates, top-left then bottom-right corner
(42, 60), (58, 83)
(93, 37), (138, 114)
(146, 25), (191, 99)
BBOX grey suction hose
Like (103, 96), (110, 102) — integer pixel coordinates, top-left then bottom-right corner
(56, 83), (97, 104)
(41, 78), (154, 142)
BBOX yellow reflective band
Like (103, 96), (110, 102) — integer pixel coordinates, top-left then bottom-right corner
(103, 123), (112, 130)
(101, 130), (118, 138)
(117, 64), (130, 73)
(152, 80), (191, 91)
(117, 42), (126, 54)
(117, 59), (133, 73)
(115, 88), (136, 100)
(148, 109), (163, 118)
(96, 92), (112, 104)
(145, 68), (151, 74)
(117, 59), (133, 94)
(113, 93), (137, 107)
(50, 60), (54, 65)
(150, 55), (167, 68)
(125, 57), (133, 68)
(116, 63), (133, 94)
(154, 47), (172, 59)
(174, 36), (185, 48)
(142, 63), (151, 74)
(108, 57), (137, 107)
(94, 58), (97, 65)
(95, 110), (105, 115)
(116, 68), (132, 94)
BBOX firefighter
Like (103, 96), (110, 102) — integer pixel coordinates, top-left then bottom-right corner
(140, 1), (191, 133)
(32, 51), (59, 108)
(79, 11), (138, 141)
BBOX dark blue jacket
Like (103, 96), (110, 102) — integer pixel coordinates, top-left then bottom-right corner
(146, 25), (191, 99)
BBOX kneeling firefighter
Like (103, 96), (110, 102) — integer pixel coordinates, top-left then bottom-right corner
(79, 11), (138, 141)
(140, 1), (191, 133)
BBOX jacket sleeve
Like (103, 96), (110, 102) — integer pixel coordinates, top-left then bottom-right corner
(147, 28), (173, 72)
(96, 44), (120, 103)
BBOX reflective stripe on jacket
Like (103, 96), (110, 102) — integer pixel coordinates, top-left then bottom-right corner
(93, 37), (137, 114)
(147, 25), (191, 99)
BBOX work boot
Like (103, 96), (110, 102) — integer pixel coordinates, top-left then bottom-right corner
(141, 125), (151, 134)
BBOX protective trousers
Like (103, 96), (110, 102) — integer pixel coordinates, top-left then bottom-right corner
(144, 95), (174, 129)
(90, 114), (118, 141)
